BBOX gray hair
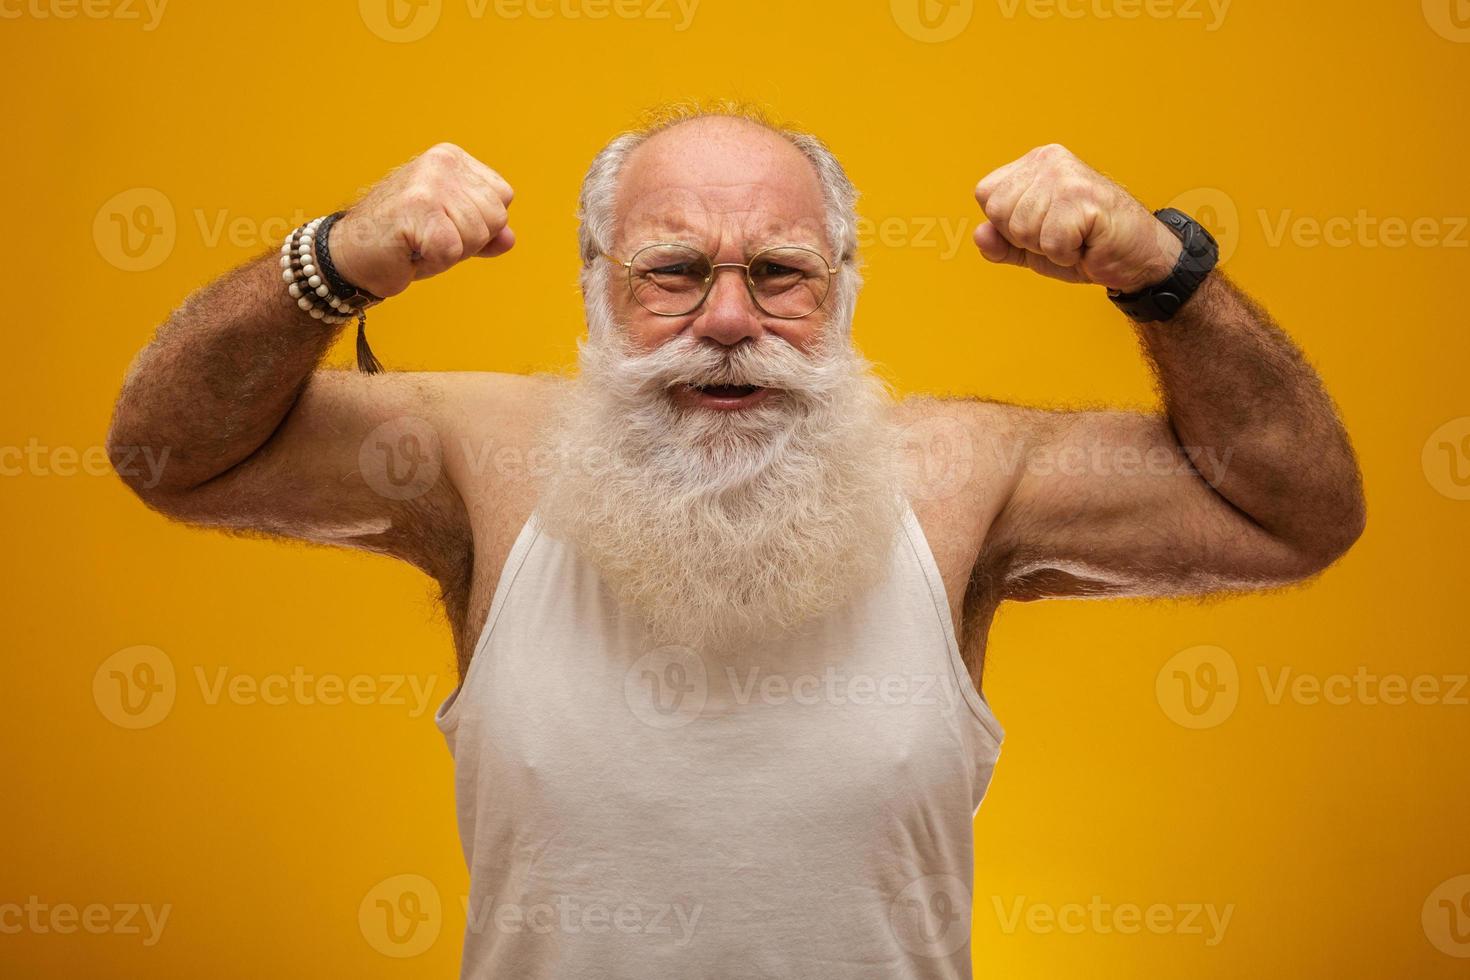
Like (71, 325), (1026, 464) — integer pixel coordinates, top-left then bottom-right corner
(575, 100), (863, 337)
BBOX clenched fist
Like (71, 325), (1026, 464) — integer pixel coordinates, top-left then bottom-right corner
(974, 144), (1182, 294)
(330, 142), (516, 299)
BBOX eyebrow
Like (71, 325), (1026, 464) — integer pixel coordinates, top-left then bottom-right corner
(622, 236), (827, 258)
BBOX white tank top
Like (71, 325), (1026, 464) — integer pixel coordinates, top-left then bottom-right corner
(435, 502), (1004, 978)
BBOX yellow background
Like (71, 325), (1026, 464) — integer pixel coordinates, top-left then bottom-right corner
(3, 0), (1468, 975)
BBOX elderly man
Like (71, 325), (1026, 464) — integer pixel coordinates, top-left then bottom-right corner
(107, 103), (1364, 978)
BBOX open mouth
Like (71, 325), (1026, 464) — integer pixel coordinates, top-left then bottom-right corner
(676, 383), (772, 410)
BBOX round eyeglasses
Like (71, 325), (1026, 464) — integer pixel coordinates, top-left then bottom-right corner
(601, 243), (838, 319)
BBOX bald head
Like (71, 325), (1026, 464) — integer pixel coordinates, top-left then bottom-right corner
(613, 116), (832, 263)
(576, 104), (863, 345)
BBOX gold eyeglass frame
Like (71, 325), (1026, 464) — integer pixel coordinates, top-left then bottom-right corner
(601, 243), (840, 320)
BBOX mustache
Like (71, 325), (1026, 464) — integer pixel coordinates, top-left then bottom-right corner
(596, 334), (849, 396)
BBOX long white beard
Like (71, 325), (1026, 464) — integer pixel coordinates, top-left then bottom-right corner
(537, 325), (902, 654)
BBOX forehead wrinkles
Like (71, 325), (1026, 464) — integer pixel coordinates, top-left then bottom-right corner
(620, 190), (826, 255)
(613, 124), (831, 254)
(620, 195), (829, 252)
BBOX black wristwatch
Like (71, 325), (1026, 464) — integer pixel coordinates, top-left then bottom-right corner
(1107, 208), (1218, 323)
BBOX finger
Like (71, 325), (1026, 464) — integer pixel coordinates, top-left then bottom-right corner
(465, 158), (515, 206)
(1005, 181), (1053, 255)
(467, 187), (509, 242)
(977, 169), (1034, 241)
(975, 159), (1023, 209)
(1018, 250), (1091, 284)
(974, 222), (1026, 266)
(411, 210), (465, 279)
(1037, 199), (1088, 268)
(443, 191), (493, 257)
(479, 225), (515, 258)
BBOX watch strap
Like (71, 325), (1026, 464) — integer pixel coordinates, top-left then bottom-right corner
(1108, 208), (1219, 323)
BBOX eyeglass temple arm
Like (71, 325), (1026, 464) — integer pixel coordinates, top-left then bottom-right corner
(602, 248), (839, 275)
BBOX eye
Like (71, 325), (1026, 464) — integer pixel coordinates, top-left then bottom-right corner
(649, 262), (703, 278)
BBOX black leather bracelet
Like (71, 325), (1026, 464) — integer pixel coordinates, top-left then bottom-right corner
(314, 210), (383, 309)
(1107, 208), (1219, 323)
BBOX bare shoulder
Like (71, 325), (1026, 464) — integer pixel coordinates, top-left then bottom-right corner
(892, 394), (1038, 618)
(421, 371), (568, 670)
(421, 368), (565, 526)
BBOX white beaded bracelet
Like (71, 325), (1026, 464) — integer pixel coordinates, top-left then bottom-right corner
(280, 219), (356, 325)
(280, 214), (385, 373)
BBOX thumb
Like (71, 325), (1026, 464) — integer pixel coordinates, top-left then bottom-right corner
(974, 222), (1026, 266)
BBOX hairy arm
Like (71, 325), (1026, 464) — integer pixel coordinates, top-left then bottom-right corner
(957, 145), (1364, 599)
(105, 143), (522, 594)
(984, 273), (1364, 598)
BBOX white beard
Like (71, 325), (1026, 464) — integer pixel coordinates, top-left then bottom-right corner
(536, 320), (903, 654)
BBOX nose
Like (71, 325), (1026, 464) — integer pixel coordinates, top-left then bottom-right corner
(688, 265), (762, 347)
